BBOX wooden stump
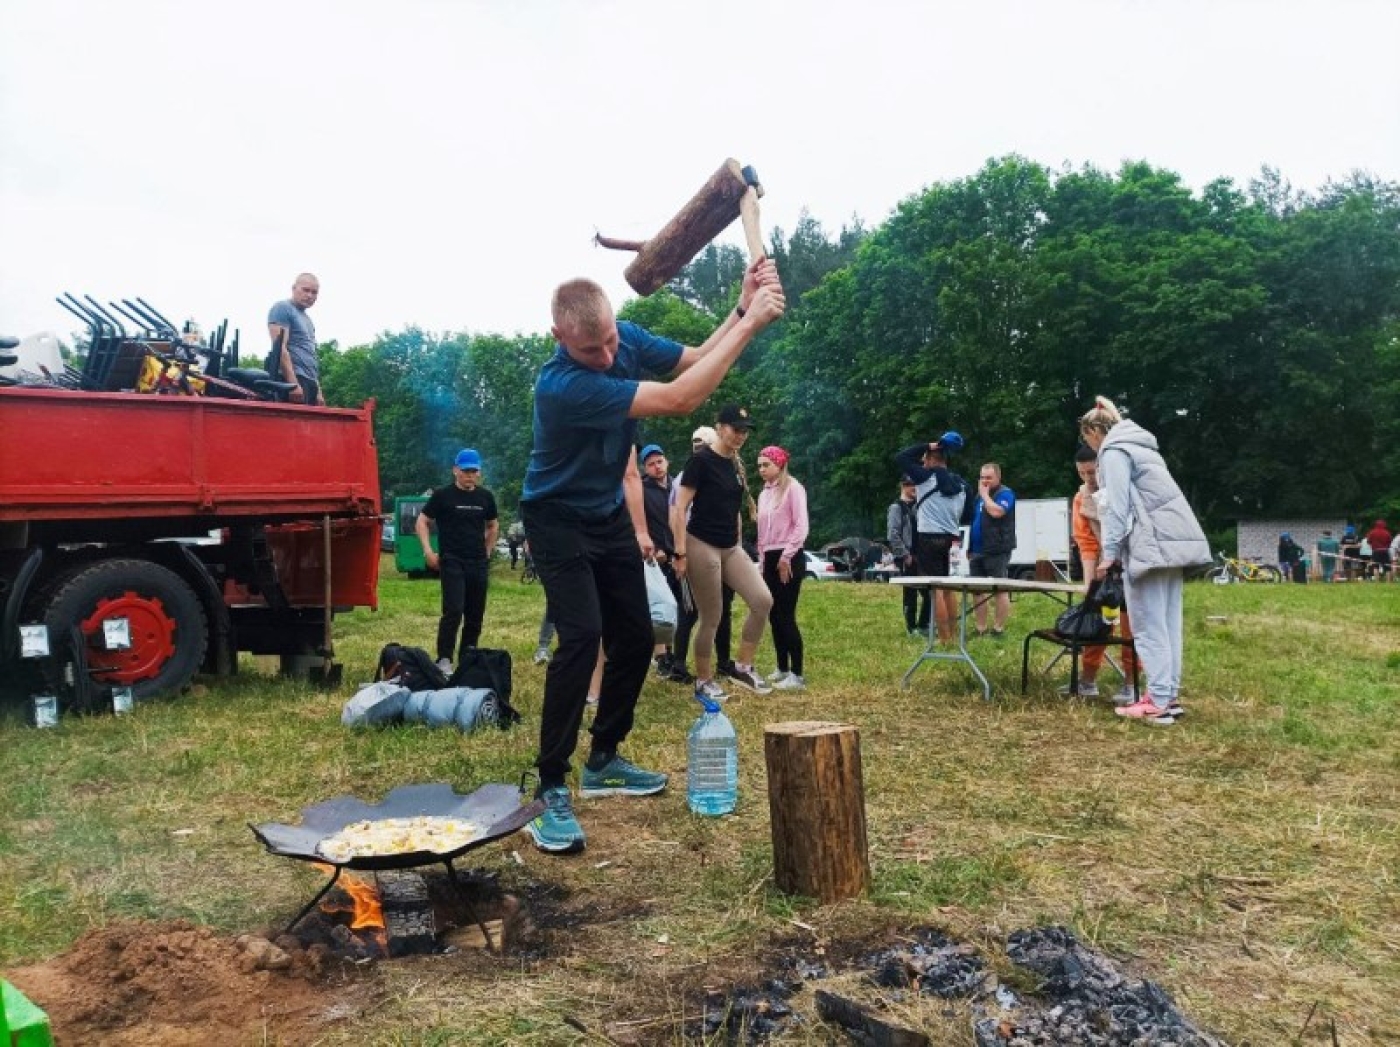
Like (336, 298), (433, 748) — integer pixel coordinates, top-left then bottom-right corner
(764, 721), (869, 903)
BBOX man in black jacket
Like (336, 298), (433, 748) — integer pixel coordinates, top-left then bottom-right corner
(639, 443), (693, 683)
(969, 462), (1016, 637)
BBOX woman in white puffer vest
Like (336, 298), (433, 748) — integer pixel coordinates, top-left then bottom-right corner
(1079, 397), (1211, 725)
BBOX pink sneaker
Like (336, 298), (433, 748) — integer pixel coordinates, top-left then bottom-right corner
(1114, 699), (1175, 726)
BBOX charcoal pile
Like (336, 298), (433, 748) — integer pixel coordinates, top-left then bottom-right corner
(686, 979), (803, 1043)
(973, 926), (1226, 1047)
(865, 928), (986, 999)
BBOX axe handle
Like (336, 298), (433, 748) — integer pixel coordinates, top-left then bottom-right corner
(739, 186), (765, 262)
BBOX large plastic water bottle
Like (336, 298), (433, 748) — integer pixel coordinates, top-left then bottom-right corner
(687, 693), (738, 816)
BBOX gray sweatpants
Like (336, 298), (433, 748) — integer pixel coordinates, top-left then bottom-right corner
(1122, 567), (1184, 708)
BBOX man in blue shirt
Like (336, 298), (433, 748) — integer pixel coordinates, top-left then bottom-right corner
(521, 261), (785, 854)
(895, 432), (970, 646)
(968, 462), (1017, 636)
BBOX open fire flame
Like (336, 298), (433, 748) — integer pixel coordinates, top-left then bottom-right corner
(315, 865), (387, 950)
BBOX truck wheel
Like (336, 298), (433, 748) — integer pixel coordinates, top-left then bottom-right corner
(40, 559), (208, 701)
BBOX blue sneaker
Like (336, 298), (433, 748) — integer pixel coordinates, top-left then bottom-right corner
(526, 786), (586, 854)
(579, 754), (669, 798)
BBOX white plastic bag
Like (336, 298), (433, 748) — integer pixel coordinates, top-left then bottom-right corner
(342, 681), (410, 727)
(645, 559), (678, 644)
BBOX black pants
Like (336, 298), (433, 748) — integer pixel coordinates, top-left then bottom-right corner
(761, 549), (805, 675)
(522, 501), (653, 787)
(661, 561), (690, 659)
(436, 557), (489, 661)
(900, 558), (930, 631)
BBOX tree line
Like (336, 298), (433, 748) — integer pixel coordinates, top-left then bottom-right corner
(321, 156), (1400, 548)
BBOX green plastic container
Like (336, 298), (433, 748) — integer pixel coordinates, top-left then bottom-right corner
(393, 496), (438, 576)
(2, 979), (54, 1047)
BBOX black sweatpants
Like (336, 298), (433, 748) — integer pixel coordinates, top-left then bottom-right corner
(522, 501), (653, 787)
(761, 549), (806, 675)
(436, 556), (489, 661)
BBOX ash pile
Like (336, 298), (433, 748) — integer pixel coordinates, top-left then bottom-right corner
(974, 926), (1226, 1047)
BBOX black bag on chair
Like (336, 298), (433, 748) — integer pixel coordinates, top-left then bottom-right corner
(1054, 581), (1112, 642)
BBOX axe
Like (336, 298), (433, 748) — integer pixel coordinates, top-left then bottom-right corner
(596, 158), (765, 296)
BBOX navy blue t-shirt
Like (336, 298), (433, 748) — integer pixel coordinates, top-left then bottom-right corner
(521, 321), (683, 517)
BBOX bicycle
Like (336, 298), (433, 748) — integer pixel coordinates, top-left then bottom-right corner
(520, 550), (538, 584)
(1208, 551), (1283, 584)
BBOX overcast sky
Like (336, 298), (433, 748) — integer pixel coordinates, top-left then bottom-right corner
(3, 0), (1397, 351)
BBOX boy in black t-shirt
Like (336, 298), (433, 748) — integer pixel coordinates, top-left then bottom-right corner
(417, 448), (499, 671)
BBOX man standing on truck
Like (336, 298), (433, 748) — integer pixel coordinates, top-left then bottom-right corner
(520, 261), (785, 855)
(417, 449), (499, 673)
(267, 273), (324, 406)
(968, 462), (1017, 636)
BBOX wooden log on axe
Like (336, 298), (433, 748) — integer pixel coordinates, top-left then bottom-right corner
(595, 158), (765, 295)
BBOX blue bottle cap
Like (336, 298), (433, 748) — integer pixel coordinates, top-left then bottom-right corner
(694, 690), (721, 714)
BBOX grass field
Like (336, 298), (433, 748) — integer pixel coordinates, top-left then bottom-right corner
(2, 558), (1397, 1044)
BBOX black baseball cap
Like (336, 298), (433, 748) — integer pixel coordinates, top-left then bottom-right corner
(716, 404), (755, 430)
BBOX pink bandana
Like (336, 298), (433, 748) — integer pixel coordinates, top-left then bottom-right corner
(759, 445), (789, 469)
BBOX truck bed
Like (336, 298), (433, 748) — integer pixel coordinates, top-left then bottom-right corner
(0, 387), (380, 524)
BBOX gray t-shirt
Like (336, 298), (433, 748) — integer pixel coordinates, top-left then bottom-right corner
(268, 299), (318, 381)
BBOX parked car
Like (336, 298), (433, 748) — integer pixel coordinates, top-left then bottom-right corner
(803, 550), (848, 581)
(380, 516), (396, 552)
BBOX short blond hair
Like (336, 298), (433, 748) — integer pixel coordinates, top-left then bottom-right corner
(551, 278), (611, 334)
(1079, 396), (1122, 437)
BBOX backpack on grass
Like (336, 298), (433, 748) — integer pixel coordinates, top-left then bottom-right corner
(447, 648), (521, 727)
(375, 643), (448, 692)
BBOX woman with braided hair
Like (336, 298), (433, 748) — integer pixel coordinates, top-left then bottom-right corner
(1079, 397), (1210, 725)
(672, 405), (774, 697)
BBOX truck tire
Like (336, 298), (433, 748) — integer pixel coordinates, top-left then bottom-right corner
(40, 558), (208, 702)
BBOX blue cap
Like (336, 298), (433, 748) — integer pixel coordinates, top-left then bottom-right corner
(639, 443), (664, 463)
(454, 448), (482, 471)
(694, 691), (722, 714)
(935, 430), (965, 453)
(1281, 532), (1291, 539)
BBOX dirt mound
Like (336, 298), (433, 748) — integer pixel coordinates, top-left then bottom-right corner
(5, 920), (360, 1046)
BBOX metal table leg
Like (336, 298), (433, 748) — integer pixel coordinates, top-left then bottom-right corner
(900, 588), (992, 700)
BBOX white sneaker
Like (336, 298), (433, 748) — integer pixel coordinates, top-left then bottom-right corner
(1111, 685), (1139, 706)
(1057, 681), (1099, 698)
(773, 673), (806, 691)
(533, 647), (551, 666)
(696, 678), (728, 702)
(766, 669), (790, 684)
(585, 693), (599, 706)
(436, 657), (453, 674)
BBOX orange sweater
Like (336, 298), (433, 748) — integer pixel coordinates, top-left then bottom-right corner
(1072, 489), (1101, 560)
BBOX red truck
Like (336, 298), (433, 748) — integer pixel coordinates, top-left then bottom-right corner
(0, 386), (381, 708)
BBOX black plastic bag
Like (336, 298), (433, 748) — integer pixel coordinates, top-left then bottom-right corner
(1054, 579), (1112, 642)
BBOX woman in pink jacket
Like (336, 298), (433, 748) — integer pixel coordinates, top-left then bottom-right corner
(756, 446), (810, 690)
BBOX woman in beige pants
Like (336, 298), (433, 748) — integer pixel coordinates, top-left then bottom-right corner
(672, 404), (774, 697)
